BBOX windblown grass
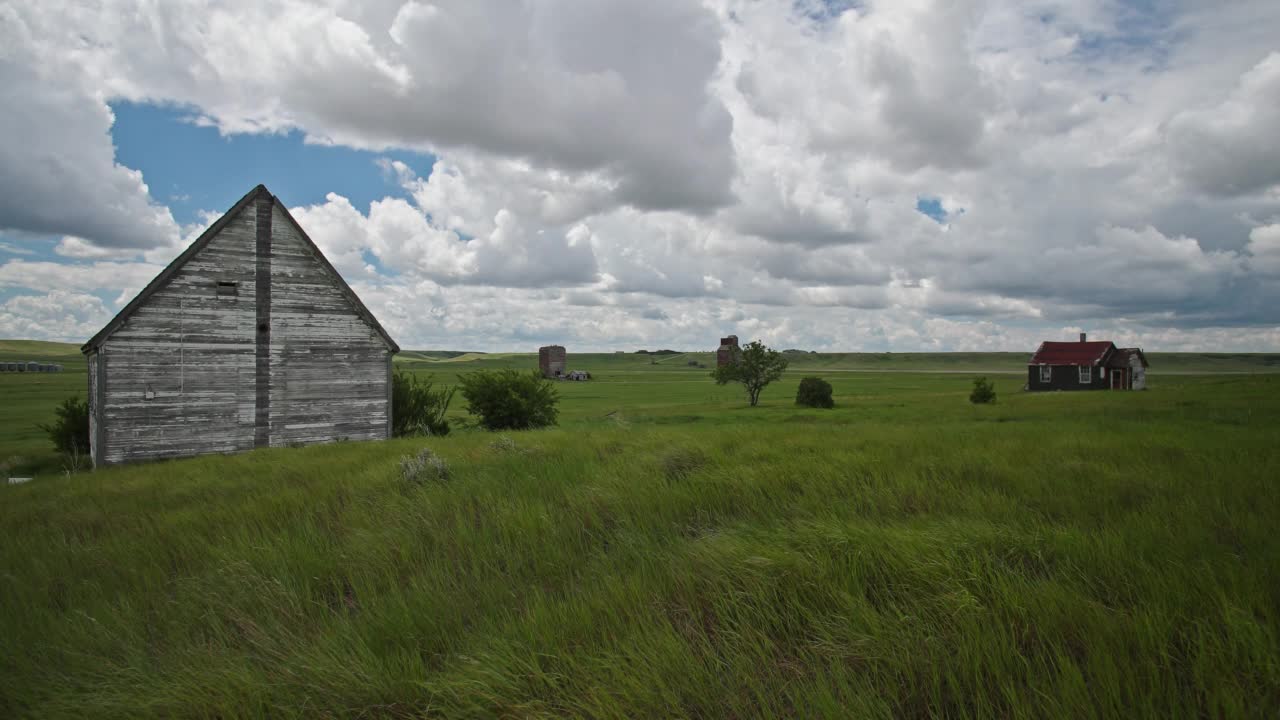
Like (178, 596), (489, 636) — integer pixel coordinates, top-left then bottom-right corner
(2, 367), (1278, 717)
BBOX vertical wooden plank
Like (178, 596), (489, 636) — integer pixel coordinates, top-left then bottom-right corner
(94, 349), (106, 467)
(386, 351), (393, 439)
(254, 197), (272, 448)
(86, 351), (95, 466)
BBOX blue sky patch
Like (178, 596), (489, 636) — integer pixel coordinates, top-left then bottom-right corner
(795, 0), (860, 23)
(916, 196), (947, 224)
(109, 101), (435, 225)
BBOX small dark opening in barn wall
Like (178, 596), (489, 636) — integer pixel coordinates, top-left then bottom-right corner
(217, 280), (239, 297)
(258, 322), (268, 334)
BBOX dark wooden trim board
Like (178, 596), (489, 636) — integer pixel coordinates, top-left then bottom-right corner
(254, 197), (273, 448)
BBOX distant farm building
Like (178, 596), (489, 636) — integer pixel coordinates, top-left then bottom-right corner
(716, 335), (740, 367)
(1028, 333), (1148, 391)
(539, 345), (567, 378)
(81, 184), (399, 467)
(0, 358), (60, 368)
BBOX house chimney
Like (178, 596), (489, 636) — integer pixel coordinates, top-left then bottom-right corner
(1080, 332), (1087, 343)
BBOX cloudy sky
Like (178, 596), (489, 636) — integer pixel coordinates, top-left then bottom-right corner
(2, 0), (1279, 352)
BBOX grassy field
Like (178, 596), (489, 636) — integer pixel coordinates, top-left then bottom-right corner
(2, 341), (1279, 717)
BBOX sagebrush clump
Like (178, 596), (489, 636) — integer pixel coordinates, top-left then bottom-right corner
(970, 377), (997, 404)
(488, 435), (524, 454)
(661, 447), (708, 482)
(399, 447), (449, 484)
(795, 377), (835, 408)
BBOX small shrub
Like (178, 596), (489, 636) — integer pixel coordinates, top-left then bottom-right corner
(489, 435), (520, 454)
(400, 447), (449, 484)
(392, 370), (455, 437)
(661, 447), (708, 482)
(38, 396), (90, 456)
(970, 377), (997, 404)
(1, 455), (27, 480)
(458, 370), (559, 431)
(795, 377), (835, 408)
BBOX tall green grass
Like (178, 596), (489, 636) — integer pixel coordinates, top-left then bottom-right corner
(3, 372), (1278, 717)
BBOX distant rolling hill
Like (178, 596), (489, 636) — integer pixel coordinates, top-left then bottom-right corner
(3, 340), (1279, 374)
(0, 340), (87, 372)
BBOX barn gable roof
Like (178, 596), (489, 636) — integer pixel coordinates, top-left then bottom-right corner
(81, 184), (400, 355)
(1029, 341), (1116, 366)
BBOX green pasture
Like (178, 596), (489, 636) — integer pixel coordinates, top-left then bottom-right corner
(2, 340), (1279, 717)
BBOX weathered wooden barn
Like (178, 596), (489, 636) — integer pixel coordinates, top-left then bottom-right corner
(1027, 334), (1148, 391)
(81, 184), (399, 466)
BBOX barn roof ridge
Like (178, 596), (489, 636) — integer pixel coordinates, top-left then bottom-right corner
(81, 183), (399, 354)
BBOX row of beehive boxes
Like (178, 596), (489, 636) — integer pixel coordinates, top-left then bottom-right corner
(0, 361), (64, 373)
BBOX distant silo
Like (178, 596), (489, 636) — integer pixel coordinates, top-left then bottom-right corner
(716, 335), (740, 367)
(26, 361), (38, 372)
(538, 345), (567, 378)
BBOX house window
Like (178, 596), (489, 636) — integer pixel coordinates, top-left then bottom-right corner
(1039, 366), (1051, 382)
(1079, 366), (1092, 383)
(216, 280), (238, 297)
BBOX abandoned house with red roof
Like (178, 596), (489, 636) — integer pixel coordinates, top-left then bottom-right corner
(1028, 333), (1149, 391)
(81, 184), (399, 467)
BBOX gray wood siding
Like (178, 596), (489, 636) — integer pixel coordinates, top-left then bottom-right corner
(98, 204), (259, 464)
(267, 205), (390, 447)
(87, 351), (100, 467)
(87, 189), (394, 465)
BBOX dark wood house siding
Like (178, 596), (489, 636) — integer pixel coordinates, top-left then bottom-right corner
(267, 204), (390, 446)
(1027, 364), (1110, 392)
(82, 185), (398, 466)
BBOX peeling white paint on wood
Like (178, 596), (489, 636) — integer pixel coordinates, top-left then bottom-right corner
(83, 186), (398, 466)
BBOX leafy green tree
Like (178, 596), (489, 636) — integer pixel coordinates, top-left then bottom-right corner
(969, 377), (997, 404)
(38, 395), (90, 456)
(458, 370), (560, 430)
(795, 377), (835, 408)
(711, 340), (789, 406)
(391, 370), (455, 437)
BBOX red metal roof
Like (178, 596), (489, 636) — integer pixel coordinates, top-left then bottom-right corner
(1029, 341), (1115, 366)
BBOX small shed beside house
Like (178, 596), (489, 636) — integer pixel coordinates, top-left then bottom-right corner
(1028, 333), (1148, 391)
(81, 184), (400, 467)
